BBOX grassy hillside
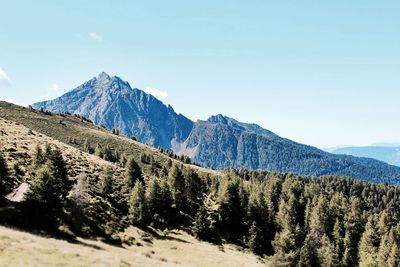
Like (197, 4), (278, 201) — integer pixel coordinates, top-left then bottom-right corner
(0, 101), (217, 179)
(0, 226), (264, 267)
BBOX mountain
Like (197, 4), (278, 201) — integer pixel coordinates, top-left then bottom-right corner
(33, 73), (400, 184)
(178, 115), (400, 183)
(33, 72), (193, 149)
(331, 146), (400, 167)
(2, 101), (400, 267)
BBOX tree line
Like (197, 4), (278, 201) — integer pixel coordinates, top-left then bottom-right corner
(1, 145), (400, 266)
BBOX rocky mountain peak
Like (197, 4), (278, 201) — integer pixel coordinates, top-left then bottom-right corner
(207, 114), (228, 124)
(32, 74), (193, 149)
(97, 72), (111, 80)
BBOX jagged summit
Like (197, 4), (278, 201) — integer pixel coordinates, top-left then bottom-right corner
(33, 74), (193, 149)
(98, 71), (111, 80)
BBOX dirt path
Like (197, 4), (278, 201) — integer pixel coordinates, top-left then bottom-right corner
(5, 182), (29, 202)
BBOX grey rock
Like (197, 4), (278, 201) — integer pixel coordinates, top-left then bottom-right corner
(33, 73), (193, 149)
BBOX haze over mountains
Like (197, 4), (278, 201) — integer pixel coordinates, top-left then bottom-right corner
(33, 73), (400, 184)
(329, 146), (400, 167)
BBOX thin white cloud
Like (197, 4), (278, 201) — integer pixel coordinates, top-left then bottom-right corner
(49, 83), (60, 92)
(145, 87), (169, 101)
(0, 68), (11, 86)
(38, 83), (62, 100)
(89, 32), (103, 42)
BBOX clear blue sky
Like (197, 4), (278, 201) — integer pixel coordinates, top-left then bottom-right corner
(1, 1), (399, 148)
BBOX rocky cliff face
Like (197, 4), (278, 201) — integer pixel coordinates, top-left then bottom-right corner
(33, 73), (193, 149)
(33, 73), (400, 184)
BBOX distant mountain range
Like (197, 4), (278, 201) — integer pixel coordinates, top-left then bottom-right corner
(328, 146), (400, 167)
(33, 73), (400, 184)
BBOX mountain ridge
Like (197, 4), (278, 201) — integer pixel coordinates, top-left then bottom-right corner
(331, 145), (400, 167)
(33, 72), (400, 184)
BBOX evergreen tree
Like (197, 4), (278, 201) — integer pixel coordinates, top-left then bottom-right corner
(128, 180), (148, 226)
(377, 228), (395, 266)
(125, 158), (142, 188)
(168, 164), (186, 212)
(358, 216), (380, 267)
(248, 221), (264, 255)
(13, 162), (23, 180)
(47, 147), (70, 198)
(94, 144), (104, 159)
(24, 164), (63, 228)
(33, 145), (46, 166)
(159, 180), (174, 225)
(183, 168), (203, 215)
(83, 139), (94, 154)
(388, 243), (400, 267)
(332, 218), (345, 262)
(146, 178), (172, 227)
(195, 191), (221, 244)
(0, 152), (11, 194)
(0, 152), (8, 179)
(317, 234), (339, 267)
(44, 143), (52, 158)
(102, 145), (115, 162)
(298, 233), (318, 267)
(192, 205), (210, 240)
(342, 198), (364, 267)
(217, 178), (245, 242)
(273, 194), (304, 256)
(99, 167), (113, 195)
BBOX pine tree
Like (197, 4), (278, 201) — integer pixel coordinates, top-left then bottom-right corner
(273, 194), (303, 255)
(332, 218), (345, 262)
(377, 228), (395, 266)
(102, 145), (115, 162)
(342, 198), (364, 267)
(0, 152), (10, 194)
(317, 234), (339, 267)
(44, 143), (52, 157)
(24, 146), (72, 229)
(0, 152), (8, 178)
(192, 190), (222, 244)
(192, 206), (210, 240)
(168, 164), (186, 212)
(128, 180), (148, 226)
(183, 168), (203, 215)
(358, 216), (380, 267)
(248, 221), (264, 255)
(146, 178), (172, 227)
(217, 178), (245, 242)
(388, 243), (400, 267)
(13, 162), (23, 179)
(95, 144), (104, 159)
(125, 158), (142, 188)
(99, 167), (113, 195)
(33, 145), (46, 166)
(83, 139), (93, 154)
(47, 147), (70, 198)
(159, 180), (173, 225)
(24, 164), (63, 227)
(298, 233), (318, 267)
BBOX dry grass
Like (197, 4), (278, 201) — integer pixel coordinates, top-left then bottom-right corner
(0, 101), (220, 179)
(0, 117), (123, 200)
(0, 226), (265, 267)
